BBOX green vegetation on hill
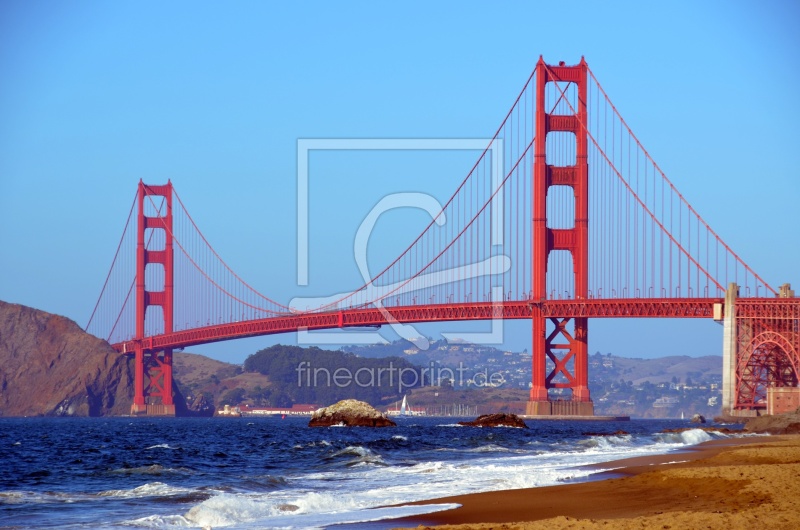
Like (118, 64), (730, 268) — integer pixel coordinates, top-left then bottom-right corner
(241, 344), (423, 407)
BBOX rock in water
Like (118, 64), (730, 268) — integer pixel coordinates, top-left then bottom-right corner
(690, 413), (706, 424)
(308, 399), (396, 427)
(458, 413), (528, 428)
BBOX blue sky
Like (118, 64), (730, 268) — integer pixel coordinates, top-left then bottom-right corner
(1, 1), (798, 363)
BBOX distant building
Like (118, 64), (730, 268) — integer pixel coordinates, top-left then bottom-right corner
(653, 396), (679, 408)
(238, 404), (318, 416)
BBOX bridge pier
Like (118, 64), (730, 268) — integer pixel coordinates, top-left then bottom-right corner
(721, 282), (737, 416)
(130, 345), (176, 416)
(724, 282), (800, 418)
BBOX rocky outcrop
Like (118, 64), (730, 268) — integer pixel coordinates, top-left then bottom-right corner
(458, 413), (528, 428)
(690, 413), (706, 424)
(308, 399), (396, 427)
(0, 301), (134, 416)
(745, 408), (800, 435)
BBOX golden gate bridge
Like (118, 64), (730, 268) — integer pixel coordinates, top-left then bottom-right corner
(86, 57), (800, 417)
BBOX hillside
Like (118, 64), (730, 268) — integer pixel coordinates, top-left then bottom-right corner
(345, 340), (723, 418)
(173, 352), (269, 414)
(591, 354), (721, 386)
(0, 300), (134, 416)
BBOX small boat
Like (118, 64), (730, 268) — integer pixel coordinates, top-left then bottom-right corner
(387, 395), (425, 417)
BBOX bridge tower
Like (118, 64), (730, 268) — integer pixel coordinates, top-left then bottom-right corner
(131, 180), (176, 416)
(527, 57), (593, 416)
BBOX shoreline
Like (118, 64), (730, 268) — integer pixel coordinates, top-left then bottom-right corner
(387, 434), (800, 529)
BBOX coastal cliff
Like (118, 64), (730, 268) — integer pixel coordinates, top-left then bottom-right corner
(0, 300), (134, 416)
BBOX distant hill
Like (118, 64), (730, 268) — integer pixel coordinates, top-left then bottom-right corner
(241, 344), (422, 407)
(589, 353), (721, 386)
(172, 352), (268, 414)
(344, 340), (723, 418)
(0, 300), (134, 416)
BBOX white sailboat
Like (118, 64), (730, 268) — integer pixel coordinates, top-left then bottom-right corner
(387, 394), (425, 416)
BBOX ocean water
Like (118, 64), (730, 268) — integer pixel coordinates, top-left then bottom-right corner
(0, 416), (746, 529)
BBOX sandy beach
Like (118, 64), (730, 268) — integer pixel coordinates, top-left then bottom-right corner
(395, 434), (800, 529)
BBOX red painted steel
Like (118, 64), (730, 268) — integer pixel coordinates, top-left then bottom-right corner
(112, 298), (723, 354)
(733, 300), (800, 410)
(530, 57), (591, 409)
(133, 181), (175, 415)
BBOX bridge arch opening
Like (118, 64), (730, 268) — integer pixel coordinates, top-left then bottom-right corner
(143, 228), (167, 251)
(546, 249), (574, 300)
(143, 305), (165, 337)
(736, 331), (799, 410)
(545, 81), (578, 116)
(144, 263), (165, 292)
(545, 131), (577, 167)
(546, 185), (576, 230)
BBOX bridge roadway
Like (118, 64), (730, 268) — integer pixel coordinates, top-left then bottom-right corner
(113, 297), (744, 353)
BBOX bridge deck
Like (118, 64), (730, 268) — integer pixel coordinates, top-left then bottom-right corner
(113, 297), (736, 353)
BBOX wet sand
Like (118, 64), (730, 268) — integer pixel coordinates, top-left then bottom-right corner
(394, 435), (800, 529)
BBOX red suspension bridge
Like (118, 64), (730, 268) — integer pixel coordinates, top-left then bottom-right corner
(86, 57), (800, 417)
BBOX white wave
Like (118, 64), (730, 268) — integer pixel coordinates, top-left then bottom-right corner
(653, 428), (716, 446)
(186, 494), (274, 527)
(146, 443), (176, 450)
(110, 464), (191, 475)
(463, 444), (513, 453)
(579, 434), (633, 450)
(437, 423), (464, 427)
(99, 482), (196, 499)
(0, 490), (91, 505)
(0, 491), (27, 504)
(330, 445), (385, 466)
(392, 435), (408, 441)
(185, 492), (459, 529)
(679, 428), (713, 445)
(124, 514), (193, 527)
